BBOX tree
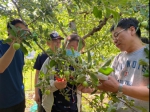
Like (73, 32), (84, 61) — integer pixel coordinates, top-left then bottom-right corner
(0, 0), (149, 111)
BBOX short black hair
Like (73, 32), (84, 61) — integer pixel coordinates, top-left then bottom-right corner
(7, 19), (27, 29)
(110, 18), (141, 38)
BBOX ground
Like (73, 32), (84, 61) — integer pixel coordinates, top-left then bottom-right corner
(25, 91), (35, 112)
(25, 91), (108, 112)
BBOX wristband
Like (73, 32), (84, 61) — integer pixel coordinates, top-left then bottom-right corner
(117, 83), (123, 97)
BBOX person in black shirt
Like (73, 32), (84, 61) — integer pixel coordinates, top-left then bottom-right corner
(40, 33), (93, 112)
(33, 31), (63, 112)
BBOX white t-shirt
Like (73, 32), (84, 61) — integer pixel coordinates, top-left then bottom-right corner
(111, 46), (149, 112)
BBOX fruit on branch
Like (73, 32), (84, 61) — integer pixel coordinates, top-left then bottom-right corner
(82, 81), (89, 87)
(13, 43), (20, 50)
(45, 90), (51, 95)
(64, 71), (70, 77)
(141, 21), (148, 28)
(137, 16), (143, 22)
(56, 77), (65, 82)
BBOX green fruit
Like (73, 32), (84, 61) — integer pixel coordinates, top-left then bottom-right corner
(141, 21), (148, 28)
(45, 90), (51, 95)
(13, 43), (20, 50)
(82, 81), (88, 87)
(137, 16), (143, 22)
(64, 71), (70, 76)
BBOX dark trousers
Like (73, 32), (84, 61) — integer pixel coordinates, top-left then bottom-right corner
(0, 99), (25, 112)
(38, 89), (46, 112)
(38, 103), (46, 112)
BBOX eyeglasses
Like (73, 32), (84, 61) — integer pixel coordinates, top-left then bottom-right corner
(112, 29), (126, 40)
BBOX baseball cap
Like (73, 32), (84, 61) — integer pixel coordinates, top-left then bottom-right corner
(48, 31), (64, 40)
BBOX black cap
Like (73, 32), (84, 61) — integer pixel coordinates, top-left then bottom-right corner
(48, 31), (64, 40)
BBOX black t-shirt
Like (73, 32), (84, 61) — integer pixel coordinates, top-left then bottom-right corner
(34, 53), (48, 70)
(51, 65), (78, 112)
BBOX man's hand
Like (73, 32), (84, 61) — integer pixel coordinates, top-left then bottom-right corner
(54, 79), (67, 89)
(34, 92), (41, 104)
(97, 76), (119, 93)
(77, 84), (94, 93)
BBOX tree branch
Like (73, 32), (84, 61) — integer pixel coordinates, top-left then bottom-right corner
(35, 41), (51, 59)
(27, 15), (41, 25)
(11, 0), (27, 26)
(82, 15), (113, 39)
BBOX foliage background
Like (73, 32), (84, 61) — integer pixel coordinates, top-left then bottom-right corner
(0, 0), (149, 111)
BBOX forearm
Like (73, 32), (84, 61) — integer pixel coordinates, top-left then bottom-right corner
(122, 85), (149, 101)
(34, 70), (40, 94)
(0, 45), (16, 73)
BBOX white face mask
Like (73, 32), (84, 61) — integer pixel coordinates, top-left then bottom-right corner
(66, 49), (80, 57)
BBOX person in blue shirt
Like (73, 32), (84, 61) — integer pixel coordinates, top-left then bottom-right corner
(33, 31), (64, 112)
(0, 19), (29, 112)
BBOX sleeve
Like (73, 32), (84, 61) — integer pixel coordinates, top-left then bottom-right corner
(39, 57), (58, 92)
(33, 54), (42, 70)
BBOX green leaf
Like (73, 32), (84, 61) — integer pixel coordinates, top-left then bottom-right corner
(91, 89), (97, 94)
(49, 60), (56, 67)
(22, 40), (32, 48)
(92, 6), (102, 19)
(35, 82), (42, 87)
(101, 56), (115, 67)
(74, 0), (81, 8)
(106, 7), (111, 18)
(76, 75), (86, 83)
(44, 28), (49, 38)
(9, 24), (17, 32)
(144, 47), (149, 58)
(139, 59), (148, 66)
(83, 0), (92, 5)
(89, 73), (98, 85)
(71, 47), (75, 55)
(87, 51), (91, 63)
(20, 30), (28, 38)
(9, 29), (17, 37)
(100, 92), (105, 101)
(134, 105), (147, 112)
(143, 72), (149, 77)
(98, 67), (114, 75)
(77, 38), (83, 52)
(20, 43), (28, 55)
(39, 25), (43, 34)
(2, 38), (12, 44)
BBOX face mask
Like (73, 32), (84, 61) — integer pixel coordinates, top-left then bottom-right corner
(66, 49), (80, 57)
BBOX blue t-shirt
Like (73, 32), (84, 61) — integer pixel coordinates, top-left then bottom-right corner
(0, 40), (25, 108)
